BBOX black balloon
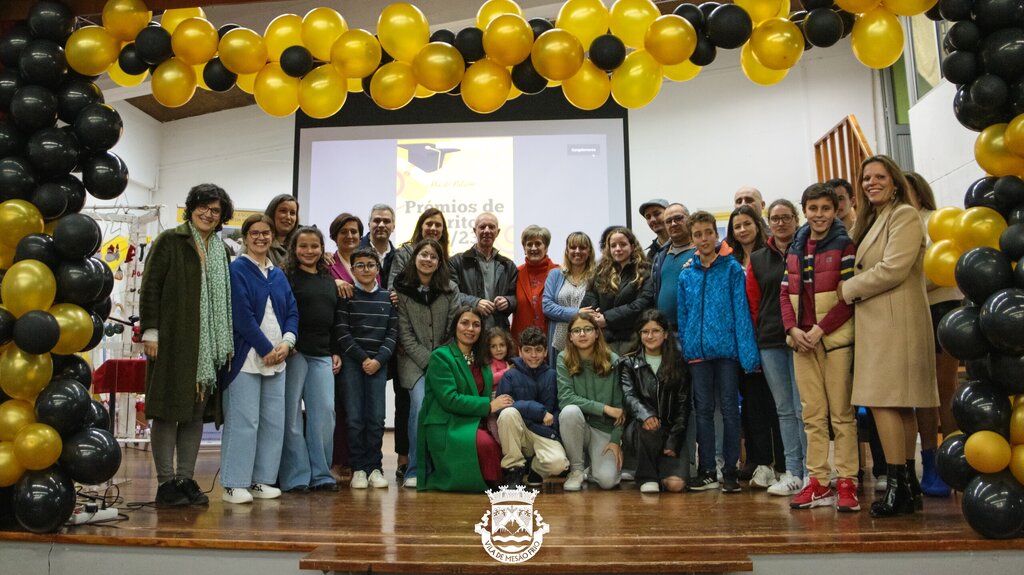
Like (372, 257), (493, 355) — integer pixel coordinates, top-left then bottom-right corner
(954, 80), (1011, 131)
(91, 297), (112, 322)
(511, 58), (547, 94)
(1018, 254), (1024, 287)
(966, 357), (992, 380)
(28, 1), (75, 44)
(14, 233), (60, 271)
(203, 58), (237, 92)
(82, 312), (105, 352)
(942, 51), (978, 86)
(802, 9), (843, 48)
(0, 24), (31, 68)
(698, 2), (721, 21)
(980, 27), (1024, 82)
(94, 260), (115, 303)
(964, 175), (1013, 214)
(946, 21), (981, 52)
(956, 247), (1015, 304)
(135, 25), (173, 66)
(218, 23), (241, 38)
(35, 378), (91, 435)
(117, 43), (149, 76)
(706, 5), (752, 50)
(81, 151), (129, 201)
(12, 467), (76, 534)
(979, 288), (1024, 353)
(18, 39), (67, 90)
(26, 126), (79, 176)
(74, 103), (123, 152)
(936, 433), (977, 490)
(280, 46), (314, 78)
(57, 355), (92, 388)
(961, 473), (1024, 539)
(56, 258), (106, 306)
(971, 74), (1010, 108)
(56, 78), (104, 125)
(937, 305), (991, 360)
(1010, 77), (1024, 116)
(527, 19), (553, 41)
(951, 379), (1012, 436)
(973, 0), (1024, 32)
(1000, 224), (1024, 262)
(925, 3), (944, 20)
(837, 11), (856, 38)
(672, 3), (704, 34)
(690, 35), (717, 67)
(589, 34), (626, 72)
(29, 181), (70, 221)
(988, 351), (1024, 393)
(0, 156), (36, 201)
(59, 428), (122, 485)
(12, 310), (58, 355)
(430, 29), (457, 44)
(53, 213), (102, 260)
(803, 0), (833, 9)
(454, 27), (485, 63)
(0, 307), (14, 346)
(0, 120), (23, 159)
(81, 399), (111, 432)
(940, 0), (973, 21)
(9, 84), (59, 134)
(994, 175), (1024, 208)
(0, 68), (23, 110)
(47, 174), (86, 219)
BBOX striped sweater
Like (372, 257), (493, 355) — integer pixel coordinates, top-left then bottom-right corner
(334, 282), (399, 364)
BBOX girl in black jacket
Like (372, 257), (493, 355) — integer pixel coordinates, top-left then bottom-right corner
(583, 227), (652, 353)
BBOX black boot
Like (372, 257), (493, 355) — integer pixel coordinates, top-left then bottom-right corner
(870, 463), (915, 517)
(905, 459), (923, 511)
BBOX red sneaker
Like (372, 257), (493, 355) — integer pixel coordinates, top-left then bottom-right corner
(836, 478), (861, 512)
(790, 477), (836, 509)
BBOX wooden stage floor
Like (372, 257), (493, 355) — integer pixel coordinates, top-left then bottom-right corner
(2, 434), (1023, 574)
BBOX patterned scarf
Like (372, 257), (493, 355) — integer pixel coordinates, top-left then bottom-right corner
(189, 222), (233, 398)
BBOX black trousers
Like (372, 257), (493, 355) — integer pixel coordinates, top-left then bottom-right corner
(392, 378), (410, 456)
(739, 371), (785, 470)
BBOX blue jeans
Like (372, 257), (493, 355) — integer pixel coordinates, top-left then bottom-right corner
(220, 370), (285, 489)
(690, 359), (741, 476)
(405, 375), (426, 480)
(760, 347), (806, 478)
(280, 354), (335, 490)
(342, 359), (388, 473)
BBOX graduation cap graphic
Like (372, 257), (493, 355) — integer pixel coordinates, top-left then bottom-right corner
(398, 143), (461, 173)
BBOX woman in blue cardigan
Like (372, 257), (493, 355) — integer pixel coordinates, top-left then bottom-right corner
(221, 214), (299, 504)
(542, 231), (596, 365)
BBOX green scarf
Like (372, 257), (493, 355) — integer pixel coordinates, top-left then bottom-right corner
(189, 222), (233, 398)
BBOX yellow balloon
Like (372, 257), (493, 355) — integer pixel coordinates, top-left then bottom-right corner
(377, 3), (430, 63)
(736, 0), (784, 25)
(923, 239), (962, 288)
(563, 59), (611, 111)
(0, 260), (56, 317)
(976, 123), (1024, 177)
(557, 0), (610, 50)
(49, 303), (94, 355)
(836, 0), (882, 12)
(13, 423), (62, 471)
(102, 0), (152, 42)
(299, 64), (348, 119)
(741, 42), (788, 86)
(194, 63), (210, 91)
(412, 42), (465, 93)
(477, 0), (524, 30)
(609, 0), (661, 49)
(1011, 405), (1024, 445)
(776, 0), (792, 17)
(0, 400), (36, 442)
(0, 199), (43, 249)
(0, 441), (25, 487)
(965, 430), (1012, 473)
(302, 7), (348, 62)
(254, 63), (300, 117)
(65, 26), (120, 76)
(370, 61), (417, 110)
(664, 60), (702, 82)
(0, 347), (53, 401)
(107, 57), (148, 87)
(0, 245), (15, 270)
(953, 206), (1007, 251)
(1011, 444), (1024, 486)
(882, 0), (938, 16)
(484, 14), (534, 67)
(152, 58), (197, 108)
(161, 7), (206, 34)
(531, 29), (584, 81)
(461, 59), (512, 114)
(750, 18), (805, 71)
(219, 28), (268, 75)
(644, 15), (697, 66)
(851, 8), (904, 70)
(237, 72), (257, 94)
(347, 77), (364, 93)
(171, 17), (219, 66)
(506, 83), (522, 101)
(927, 206), (964, 243)
(610, 49), (662, 109)
(331, 29), (382, 80)
(415, 84), (435, 99)
(264, 14), (303, 62)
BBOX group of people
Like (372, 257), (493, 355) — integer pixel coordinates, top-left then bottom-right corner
(140, 153), (955, 519)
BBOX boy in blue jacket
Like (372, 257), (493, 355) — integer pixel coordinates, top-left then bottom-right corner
(677, 211), (760, 494)
(496, 327), (570, 487)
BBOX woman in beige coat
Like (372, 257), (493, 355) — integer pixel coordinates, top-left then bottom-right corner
(838, 155), (938, 518)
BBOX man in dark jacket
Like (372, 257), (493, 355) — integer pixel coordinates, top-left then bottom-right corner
(449, 212), (517, 329)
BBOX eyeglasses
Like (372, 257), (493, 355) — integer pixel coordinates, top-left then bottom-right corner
(417, 252), (439, 261)
(640, 328), (665, 337)
(247, 230), (272, 238)
(195, 205), (222, 217)
(769, 215), (795, 224)
(570, 326), (596, 336)
(663, 215), (686, 224)
(352, 262), (379, 271)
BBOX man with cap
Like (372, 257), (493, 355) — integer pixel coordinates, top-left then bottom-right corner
(639, 198), (670, 261)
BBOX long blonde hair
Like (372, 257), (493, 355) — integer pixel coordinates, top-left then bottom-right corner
(853, 155), (912, 244)
(561, 231), (596, 284)
(592, 227), (650, 294)
(562, 312), (613, 377)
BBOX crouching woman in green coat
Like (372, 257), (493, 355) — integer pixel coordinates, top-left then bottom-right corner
(418, 306), (513, 491)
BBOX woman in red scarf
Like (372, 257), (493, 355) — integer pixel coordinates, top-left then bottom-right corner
(511, 225), (558, 342)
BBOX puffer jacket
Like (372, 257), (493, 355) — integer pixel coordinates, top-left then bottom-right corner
(497, 357), (560, 440)
(618, 352), (691, 455)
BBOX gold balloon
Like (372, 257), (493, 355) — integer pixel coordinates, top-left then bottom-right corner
(49, 303), (93, 355)
(664, 60), (702, 82)
(1011, 444), (1024, 486)
(741, 42), (789, 86)
(254, 63), (300, 117)
(531, 29), (584, 81)
(563, 59), (611, 111)
(264, 14), (304, 62)
(1005, 113), (1024, 158)
(237, 72), (258, 94)
(412, 42), (465, 93)
(927, 206), (963, 243)
(415, 84), (435, 99)
(13, 423), (62, 471)
(953, 206), (1007, 252)
(0, 400), (36, 442)
(851, 7), (904, 70)
(610, 49), (662, 109)
(171, 17), (219, 66)
(975, 123), (1024, 177)
(102, 0), (152, 42)
(194, 63), (210, 91)
(0, 260), (56, 318)
(776, 0), (792, 17)
(609, 0), (661, 49)
(377, 3), (430, 63)
(219, 28), (269, 75)
(370, 61), (417, 111)
(923, 239), (961, 288)
(644, 15), (697, 66)
(299, 64), (348, 119)
(65, 26), (121, 76)
(484, 14), (534, 67)
(556, 0), (610, 50)
(0, 245), (14, 270)
(736, 0), (784, 25)
(506, 84), (522, 101)
(151, 58), (197, 108)
(0, 347), (53, 401)
(461, 59), (512, 114)
(477, 0), (524, 30)
(161, 7), (206, 34)
(0, 199), (43, 249)
(750, 18), (805, 71)
(965, 430), (1011, 473)
(331, 29), (382, 80)
(347, 77), (364, 93)
(882, 0), (938, 16)
(1011, 405), (1024, 445)
(107, 58), (148, 87)
(0, 441), (25, 487)
(836, 0), (882, 12)
(302, 7), (348, 62)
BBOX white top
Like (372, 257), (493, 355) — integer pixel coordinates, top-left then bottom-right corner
(240, 255), (290, 376)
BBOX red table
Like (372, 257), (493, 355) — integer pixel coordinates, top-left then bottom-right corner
(93, 359), (147, 431)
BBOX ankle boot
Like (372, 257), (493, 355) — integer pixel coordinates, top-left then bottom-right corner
(905, 459), (924, 511)
(919, 448), (951, 497)
(870, 464), (915, 517)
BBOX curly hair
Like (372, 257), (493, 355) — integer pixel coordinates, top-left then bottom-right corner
(283, 226), (329, 278)
(592, 227), (649, 295)
(183, 184), (234, 231)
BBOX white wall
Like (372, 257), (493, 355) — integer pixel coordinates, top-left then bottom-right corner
(908, 80), (982, 208)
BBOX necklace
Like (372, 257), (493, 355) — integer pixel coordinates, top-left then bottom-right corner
(462, 352), (473, 365)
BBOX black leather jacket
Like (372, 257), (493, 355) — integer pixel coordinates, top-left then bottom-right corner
(618, 352), (691, 455)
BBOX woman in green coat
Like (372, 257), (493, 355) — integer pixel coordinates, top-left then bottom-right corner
(418, 306), (513, 492)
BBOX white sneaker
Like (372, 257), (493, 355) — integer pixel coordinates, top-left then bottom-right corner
(767, 472), (803, 496)
(564, 470), (585, 491)
(249, 483), (281, 499)
(351, 471), (369, 489)
(716, 456), (724, 482)
(403, 476), (417, 489)
(750, 465), (777, 489)
(875, 475), (888, 492)
(620, 469), (635, 481)
(222, 487), (253, 504)
(368, 469), (388, 488)
(639, 481), (660, 493)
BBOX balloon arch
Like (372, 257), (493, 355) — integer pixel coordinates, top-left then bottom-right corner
(1, 0), (1024, 537)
